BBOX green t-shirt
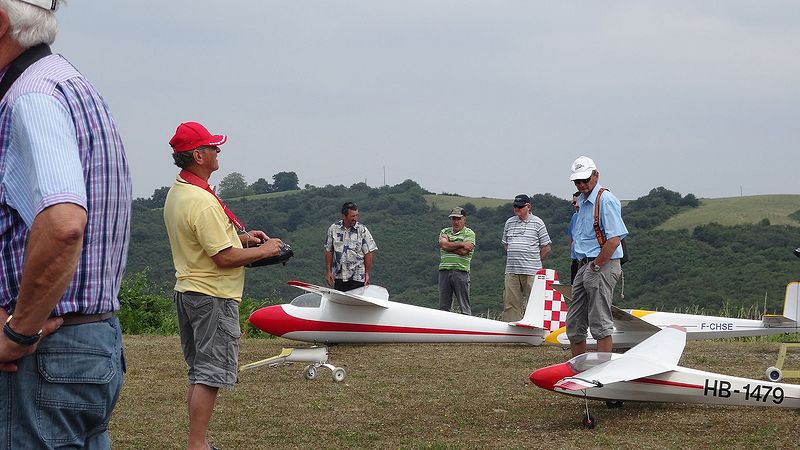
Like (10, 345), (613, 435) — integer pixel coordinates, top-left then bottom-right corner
(438, 227), (476, 272)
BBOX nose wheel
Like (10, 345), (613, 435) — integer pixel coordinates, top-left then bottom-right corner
(303, 363), (347, 382)
(581, 412), (598, 429)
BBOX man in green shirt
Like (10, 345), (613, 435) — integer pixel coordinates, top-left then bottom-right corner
(438, 207), (476, 315)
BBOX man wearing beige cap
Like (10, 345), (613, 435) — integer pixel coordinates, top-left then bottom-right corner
(164, 121), (283, 450)
(438, 207), (476, 315)
(566, 156), (627, 356)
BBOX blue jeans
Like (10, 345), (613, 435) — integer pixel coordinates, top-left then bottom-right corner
(0, 317), (125, 449)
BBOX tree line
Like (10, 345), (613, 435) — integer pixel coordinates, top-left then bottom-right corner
(125, 179), (800, 323)
(133, 171), (300, 209)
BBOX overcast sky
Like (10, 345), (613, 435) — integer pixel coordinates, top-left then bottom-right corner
(53, 1), (799, 200)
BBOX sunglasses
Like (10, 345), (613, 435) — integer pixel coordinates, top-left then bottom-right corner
(573, 174), (593, 185)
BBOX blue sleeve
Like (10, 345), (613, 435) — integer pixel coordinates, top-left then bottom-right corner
(5, 93), (86, 227)
(567, 213), (577, 236)
(600, 194), (628, 241)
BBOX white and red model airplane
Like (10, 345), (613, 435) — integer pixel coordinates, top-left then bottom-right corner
(544, 282), (800, 349)
(247, 270), (800, 349)
(530, 325), (800, 428)
(248, 269), (566, 346)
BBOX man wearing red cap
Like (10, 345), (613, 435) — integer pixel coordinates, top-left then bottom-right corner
(164, 121), (283, 450)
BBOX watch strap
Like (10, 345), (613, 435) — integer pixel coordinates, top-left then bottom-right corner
(3, 315), (42, 346)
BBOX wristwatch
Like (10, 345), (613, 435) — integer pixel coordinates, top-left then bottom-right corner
(3, 315), (42, 347)
(591, 262), (602, 272)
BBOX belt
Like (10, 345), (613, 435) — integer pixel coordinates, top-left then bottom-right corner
(58, 312), (114, 326)
(577, 257), (596, 267)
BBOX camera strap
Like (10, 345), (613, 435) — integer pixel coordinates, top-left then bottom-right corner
(0, 43), (52, 101)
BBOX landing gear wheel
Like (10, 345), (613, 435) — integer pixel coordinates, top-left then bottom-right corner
(303, 365), (318, 380)
(766, 366), (783, 382)
(581, 412), (597, 429)
(605, 400), (624, 408)
(332, 367), (347, 382)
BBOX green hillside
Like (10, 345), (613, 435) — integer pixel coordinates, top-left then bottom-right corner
(128, 183), (800, 316)
(659, 195), (800, 230)
(423, 194), (507, 211)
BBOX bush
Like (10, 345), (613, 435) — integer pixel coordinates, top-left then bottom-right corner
(117, 270), (178, 334)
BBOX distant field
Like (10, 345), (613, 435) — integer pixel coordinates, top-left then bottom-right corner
(227, 189), (302, 201)
(424, 194), (508, 211)
(659, 195), (800, 230)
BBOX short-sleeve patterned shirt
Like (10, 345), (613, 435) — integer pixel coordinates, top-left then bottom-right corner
(501, 214), (551, 275)
(0, 54), (131, 315)
(324, 220), (378, 282)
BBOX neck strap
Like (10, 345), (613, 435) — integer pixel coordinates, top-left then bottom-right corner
(0, 43), (52, 101)
(179, 169), (245, 231)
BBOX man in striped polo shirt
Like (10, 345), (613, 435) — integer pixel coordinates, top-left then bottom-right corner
(0, 1), (130, 448)
(501, 194), (552, 321)
(438, 207), (476, 315)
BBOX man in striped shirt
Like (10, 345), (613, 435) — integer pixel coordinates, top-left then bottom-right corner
(438, 207), (476, 315)
(0, 1), (130, 448)
(501, 194), (552, 321)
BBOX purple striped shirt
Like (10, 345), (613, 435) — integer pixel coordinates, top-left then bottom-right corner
(0, 54), (131, 315)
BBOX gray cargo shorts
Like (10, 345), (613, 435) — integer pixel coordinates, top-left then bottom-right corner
(566, 259), (622, 343)
(175, 291), (241, 389)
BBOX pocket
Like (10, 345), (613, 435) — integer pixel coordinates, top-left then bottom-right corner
(210, 300), (240, 373)
(36, 347), (117, 444)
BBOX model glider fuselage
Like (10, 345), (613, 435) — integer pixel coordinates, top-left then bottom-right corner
(249, 281), (547, 345)
(532, 355), (800, 408)
(530, 326), (800, 408)
(545, 282), (800, 349)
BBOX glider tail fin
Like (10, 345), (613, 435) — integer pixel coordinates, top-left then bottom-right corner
(516, 268), (566, 332)
(782, 282), (800, 323)
(763, 282), (800, 328)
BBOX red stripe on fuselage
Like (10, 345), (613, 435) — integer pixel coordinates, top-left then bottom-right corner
(249, 305), (535, 338)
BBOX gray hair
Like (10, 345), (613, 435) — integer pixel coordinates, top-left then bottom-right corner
(0, 0), (60, 47)
(172, 151), (195, 169)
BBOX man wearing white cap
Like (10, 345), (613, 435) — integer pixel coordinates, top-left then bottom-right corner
(566, 156), (628, 356)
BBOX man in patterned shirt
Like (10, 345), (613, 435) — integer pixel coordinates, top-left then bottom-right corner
(501, 194), (552, 321)
(438, 207), (476, 315)
(325, 201), (378, 291)
(0, 1), (130, 447)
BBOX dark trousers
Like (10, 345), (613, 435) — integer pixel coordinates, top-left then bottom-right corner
(334, 279), (365, 292)
(570, 259), (580, 284)
(438, 269), (471, 315)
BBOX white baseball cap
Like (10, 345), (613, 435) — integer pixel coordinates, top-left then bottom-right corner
(16, 0), (57, 11)
(570, 156), (597, 181)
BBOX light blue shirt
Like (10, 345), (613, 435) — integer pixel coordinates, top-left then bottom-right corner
(571, 184), (628, 259)
(4, 93), (86, 227)
(567, 212), (579, 260)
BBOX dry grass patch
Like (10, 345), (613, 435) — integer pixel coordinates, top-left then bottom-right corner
(111, 336), (800, 449)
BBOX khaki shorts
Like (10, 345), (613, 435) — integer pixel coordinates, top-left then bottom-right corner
(566, 260), (622, 343)
(175, 291), (241, 389)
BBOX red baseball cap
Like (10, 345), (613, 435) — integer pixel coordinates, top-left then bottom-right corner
(169, 121), (227, 152)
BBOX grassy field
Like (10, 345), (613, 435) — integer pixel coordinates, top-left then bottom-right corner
(659, 195), (800, 230)
(112, 335), (800, 449)
(424, 194), (508, 211)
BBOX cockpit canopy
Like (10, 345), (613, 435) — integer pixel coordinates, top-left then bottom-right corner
(290, 292), (322, 308)
(566, 352), (620, 372)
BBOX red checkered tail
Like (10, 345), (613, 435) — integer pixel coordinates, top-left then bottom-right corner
(513, 269), (566, 332)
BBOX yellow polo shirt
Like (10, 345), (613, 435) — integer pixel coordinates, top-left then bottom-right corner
(163, 175), (244, 301)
